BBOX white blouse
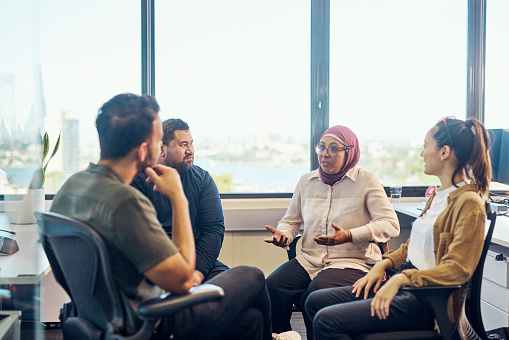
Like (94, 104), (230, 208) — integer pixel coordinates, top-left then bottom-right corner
(276, 167), (400, 279)
(406, 183), (464, 270)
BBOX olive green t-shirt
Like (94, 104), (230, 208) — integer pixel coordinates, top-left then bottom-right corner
(51, 163), (178, 334)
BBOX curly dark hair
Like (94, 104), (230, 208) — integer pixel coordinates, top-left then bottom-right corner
(96, 93), (160, 159)
(162, 118), (190, 145)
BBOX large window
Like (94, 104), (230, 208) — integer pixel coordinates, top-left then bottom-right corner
(39, 0), (140, 193)
(485, 0), (509, 130)
(329, 0), (467, 187)
(485, 0), (509, 191)
(3, 0), (507, 196)
(1, 1), (44, 194)
(155, 0), (310, 192)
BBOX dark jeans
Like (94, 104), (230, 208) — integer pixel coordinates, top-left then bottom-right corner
(266, 259), (365, 340)
(305, 286), (436, 340)
(203, 260), (230, 283)
(157, 266), (272, 340)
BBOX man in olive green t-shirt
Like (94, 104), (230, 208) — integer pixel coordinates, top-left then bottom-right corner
(51, 93), (274, 340)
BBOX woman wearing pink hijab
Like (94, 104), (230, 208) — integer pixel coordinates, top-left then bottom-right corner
(264, 125), (400, 340)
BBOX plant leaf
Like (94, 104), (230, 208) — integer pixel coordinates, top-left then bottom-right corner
(42, 132), (50, 162)
(43, 131), (61, 173)
(49, 131), (61, 160)
(38, 131), (44, 161)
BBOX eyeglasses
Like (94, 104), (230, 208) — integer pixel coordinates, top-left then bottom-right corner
(440, 115), (455, 146)
(315, 144), (353, 157)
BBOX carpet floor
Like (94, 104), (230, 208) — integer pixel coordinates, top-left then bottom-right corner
(20, 312), (307, 340)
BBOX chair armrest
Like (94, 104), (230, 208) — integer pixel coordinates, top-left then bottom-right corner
(401, 285), (461, 308)
(401, 285), (462, 340)
(401, 285), (461, 292)
(138, 284), (225, 319)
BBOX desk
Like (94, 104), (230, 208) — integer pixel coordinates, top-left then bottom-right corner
(391, 201), (425, 219)
(392, 201), (509, 247)
(0, 215), (50, 285)
(0, 213), (69, 323)
(0, 310), (20, 340)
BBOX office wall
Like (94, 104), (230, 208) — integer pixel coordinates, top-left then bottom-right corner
(218, 198), (292, 275)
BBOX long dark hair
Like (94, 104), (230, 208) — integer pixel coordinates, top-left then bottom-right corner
(433, 118), (491, 197)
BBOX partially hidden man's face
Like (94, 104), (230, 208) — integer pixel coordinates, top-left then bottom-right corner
(160, 129), (194, 173)
(146, 117), (164, 168)
(138, 116), (163, 172)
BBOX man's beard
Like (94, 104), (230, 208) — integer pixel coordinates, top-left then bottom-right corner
(137, 148), (157, 174)
(163, 157), (193, 173)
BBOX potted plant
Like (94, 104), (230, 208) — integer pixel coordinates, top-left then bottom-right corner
(5, 131), (60, 224)
(30, 131), (61, 189)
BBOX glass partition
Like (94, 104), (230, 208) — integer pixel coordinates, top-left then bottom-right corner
(0, 0), (44, 335)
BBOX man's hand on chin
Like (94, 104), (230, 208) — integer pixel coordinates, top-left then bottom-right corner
(192, 270), (205, 286)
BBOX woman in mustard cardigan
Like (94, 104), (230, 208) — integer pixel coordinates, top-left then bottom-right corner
(305, 118), (492, 340)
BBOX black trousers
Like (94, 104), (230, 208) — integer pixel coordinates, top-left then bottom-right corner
(157, 266), (272, 340)
(266, 259), (365, 340)
(305, 285), (435, 340)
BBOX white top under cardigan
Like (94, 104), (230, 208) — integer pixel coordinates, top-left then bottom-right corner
(276, 167), (400, 279)
(407, 183), (464, 270)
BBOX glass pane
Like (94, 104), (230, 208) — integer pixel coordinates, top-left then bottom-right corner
(330, 0), (467, 187)
(485, 0), (509, 191)
(486, 0), (509, 130)
(1, 1), (43, 195)
(40, 0), (140, 193)
(0, 1), (45, 334)
(155, 0), (310, 193)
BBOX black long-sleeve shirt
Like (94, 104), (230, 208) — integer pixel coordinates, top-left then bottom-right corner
(131, 165), (225, 277)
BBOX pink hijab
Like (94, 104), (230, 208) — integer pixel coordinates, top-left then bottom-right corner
(318, 125), (360, 186)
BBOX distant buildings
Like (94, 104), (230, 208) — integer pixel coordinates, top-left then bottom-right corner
(61, 113), (79, 175)
(45, 111), (79, 176)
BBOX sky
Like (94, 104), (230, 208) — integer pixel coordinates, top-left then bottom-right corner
(1, 0), (508, 153)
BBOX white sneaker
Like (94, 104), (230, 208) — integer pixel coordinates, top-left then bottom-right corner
(272, 331), (302, 340)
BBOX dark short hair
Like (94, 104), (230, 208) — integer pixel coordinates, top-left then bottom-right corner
(162, 118), (190, 145)
(96, 93), (160, 159)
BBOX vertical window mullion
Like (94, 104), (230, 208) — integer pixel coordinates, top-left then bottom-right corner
(310, 0), (330, 171)
(142, 0), (155, 96)
(466, 0), (487, 123)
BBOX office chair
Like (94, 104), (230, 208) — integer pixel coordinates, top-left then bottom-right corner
(354, 202), (497, 340)
(287, 234), (302, 261)
(39, 211), (224, 340)
(287, 234), (388, 312)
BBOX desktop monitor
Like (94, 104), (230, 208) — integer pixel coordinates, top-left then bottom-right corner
(488, 129), (509, 186)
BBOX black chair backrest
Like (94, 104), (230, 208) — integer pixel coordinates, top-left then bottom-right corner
(465, 202), (497, 338)
(40, 211), (125, 333)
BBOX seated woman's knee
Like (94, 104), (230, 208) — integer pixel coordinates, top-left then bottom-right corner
(313, 308), (339, 337)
